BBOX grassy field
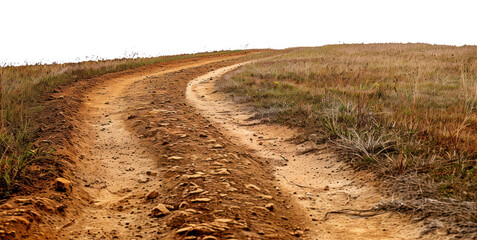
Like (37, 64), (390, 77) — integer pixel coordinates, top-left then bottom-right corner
(0, 50), (246, 197)
(218, 44), (477, 206)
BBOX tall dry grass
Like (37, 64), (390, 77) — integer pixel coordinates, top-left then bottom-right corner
(218, 44), (477, 203)
(0, 50), (245, 197)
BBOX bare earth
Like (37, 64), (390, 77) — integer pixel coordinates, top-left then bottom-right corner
(0, 53), (445, 239)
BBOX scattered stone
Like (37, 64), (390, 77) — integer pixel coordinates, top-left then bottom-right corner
(168, 156), (183, 160)
(168, 166), (181, 172)
(211, 168), (230, 175)
(292, 230), (304, 237)
(191, 198), (212, 203)
(183, 173), (205, 179)
(138, 178), (149, 183)
(324, 185), (330, 191)
(265, 203), (274, 211)
(245, 184), (261, 191)
(212, 144), (224, 149)
(258, 195), (273, 200)
(179, 202), (189, 209)
(56, 204), (67, 211)
(146, 190), (159, 200)
(203, 236), (218, 240)
(151, 204), (171, 217)
(176, 227), (193, 234)
(214, 218), (233, 223)
(199, 133), (208, 138)
(253, 206), (270, 212)
(54, 177), (72, 192)
(189, 188), (204, 195)
(127, 115), (136, 120)
(185, 209), (197, 213)
(14, 198), (33, 205)
(0, 203), (14, 210)
(146, 171), (158, 176)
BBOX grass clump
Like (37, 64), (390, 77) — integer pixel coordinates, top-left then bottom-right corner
(0, 50), (245, 197)
(218, 43), (477, 207)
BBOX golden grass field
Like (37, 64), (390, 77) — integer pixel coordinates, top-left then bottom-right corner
(218, 44), (477, 205)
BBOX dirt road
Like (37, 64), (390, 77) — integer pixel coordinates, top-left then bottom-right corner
(13, 53), (436, 239)
(57, 54), (306, 239)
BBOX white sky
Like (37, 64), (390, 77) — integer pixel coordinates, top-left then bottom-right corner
(1, 0), (476, 65)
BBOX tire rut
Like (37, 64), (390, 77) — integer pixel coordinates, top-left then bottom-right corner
(62, 55), (307, 239)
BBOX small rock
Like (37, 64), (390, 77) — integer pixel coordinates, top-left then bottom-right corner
(146, 190), (159, 200)
(211, 168), (230, 175)
(151, 204), (171, 217)
(146, 171), (157, 176)
(14, 198), (33, 205)
(176, 227), (193, 234)
(56, 204), (67, 211)
(191, 198), (211, 203)
(292, 230), (304, 237)
(265, 203), (274, 211)
(189, 188), (204, 195)
(214, 218), (233, 223)
(168, 156), (183, 160)
(179, 201), (189, 209)
(138, 178), (149, 183)
(0, 203), (14, 210)
(199, 133), (208, 138)
(324, 185), (329, 191)
(185, 209), (197, 213)
(183, 173), (205, 179)
(245, 184), (261, 191)
(203, 236), (217, 240)
(54, 178), (71, 192)
(212, 144), (224, 149)
(258, 195), (273, 200)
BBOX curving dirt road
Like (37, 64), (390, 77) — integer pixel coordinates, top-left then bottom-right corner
(55, 54), (434, 239)
(186, 63), (431, 239)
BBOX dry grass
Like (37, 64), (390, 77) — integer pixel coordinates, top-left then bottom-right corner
(218, 43), (476, 223)
(0, 50), (246, 197)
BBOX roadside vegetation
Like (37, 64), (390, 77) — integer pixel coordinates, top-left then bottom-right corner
(218, 44), (476, 221)
(0, 50), (246, 197)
